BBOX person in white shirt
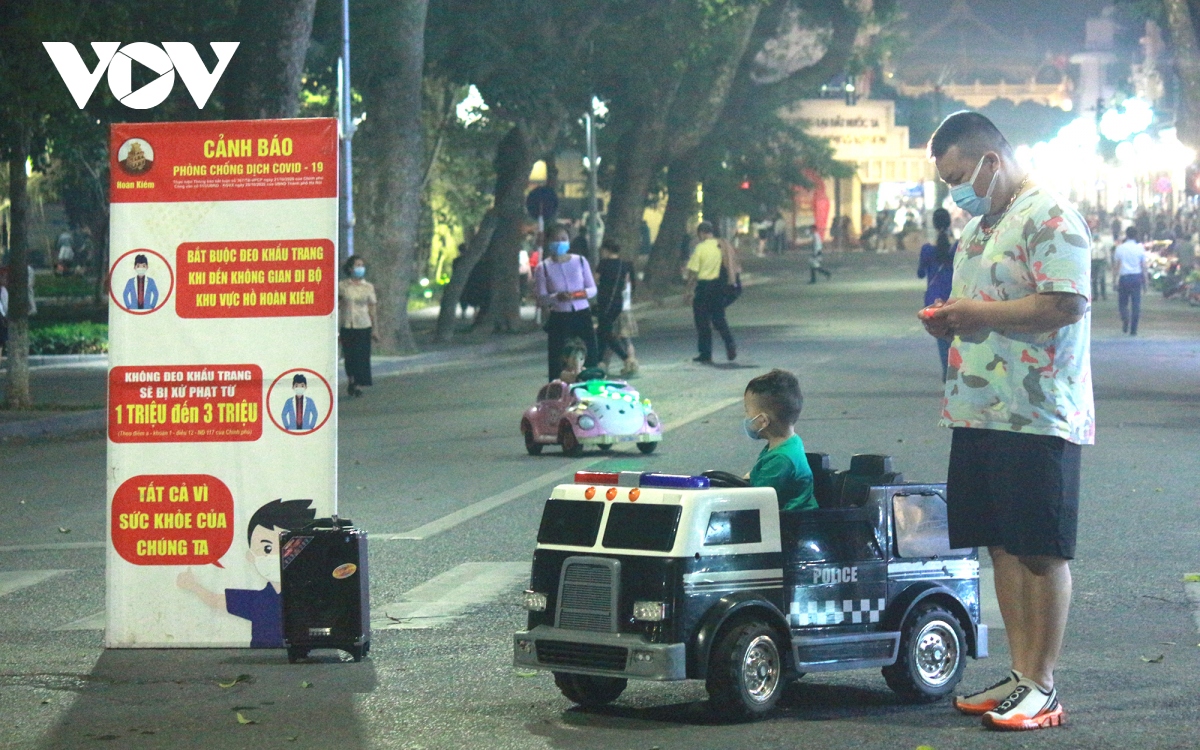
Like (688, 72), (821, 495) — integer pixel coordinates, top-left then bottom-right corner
(1112, 226), (1148, 335)
(1090, 226), (1115, 301)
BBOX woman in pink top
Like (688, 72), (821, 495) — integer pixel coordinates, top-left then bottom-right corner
(534, 228), (598, 381)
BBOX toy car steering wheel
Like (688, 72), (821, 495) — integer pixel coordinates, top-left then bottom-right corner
(701, 470), (750, 488)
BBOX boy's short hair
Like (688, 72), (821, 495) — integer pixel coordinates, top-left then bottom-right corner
(745, 369), (803, 425)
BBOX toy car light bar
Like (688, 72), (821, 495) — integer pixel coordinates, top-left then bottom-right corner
(573, 471), (710, 490)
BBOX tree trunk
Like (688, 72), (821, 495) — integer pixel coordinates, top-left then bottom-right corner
(433, 211), (496, 342)
(355, 0), (428, 354)
(604, 109), (671, 266)
(645, 152), (700, 290)
(5, 132), (32, 408)
(1165, 0), (1200, 148)
(476, 124), (536, 333)
(223, 0), (318, 119)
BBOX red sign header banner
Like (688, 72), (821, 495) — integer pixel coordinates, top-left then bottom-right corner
(110, 118), (338, 203)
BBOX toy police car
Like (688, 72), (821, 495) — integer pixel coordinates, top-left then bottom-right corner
(513, 454), (987, 720)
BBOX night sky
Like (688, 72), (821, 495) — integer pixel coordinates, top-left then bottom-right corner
(895, 0), (1142, 53)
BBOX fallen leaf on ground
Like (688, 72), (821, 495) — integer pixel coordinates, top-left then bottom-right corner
(236, 712), (257, 725)
(300, 681), (312, 688)
(218, 674), (252, 688)
(1159, 642), (1177, 646)
(514, 670), (539, 678)
(1141, 654), (1164, 663)
(1183, 573), (1200, 582)
(58, 527), (70, 534)
(40, 699), (50, 705)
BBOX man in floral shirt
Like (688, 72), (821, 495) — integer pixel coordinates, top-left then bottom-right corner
(921, 112), (1093, 732)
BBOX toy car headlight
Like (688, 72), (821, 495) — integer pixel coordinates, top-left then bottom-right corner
(577, 415), (596, 430)
(632, 601), (669, 622)
(645, 412), (659, 428)
(522, 590), (547, 612)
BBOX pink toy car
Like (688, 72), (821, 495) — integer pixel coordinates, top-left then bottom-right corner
(521, 378), (663, 456)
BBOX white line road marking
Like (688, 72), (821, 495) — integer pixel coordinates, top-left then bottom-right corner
(0, 570), (73, 598)
(372, 562), (528, 631)
(376, 396), (744, 542)
(55, 611), (105, 631)
(0, 542), (105, 553)
(1185, 582), (1200, 634)
(979, 567), (1003, 631)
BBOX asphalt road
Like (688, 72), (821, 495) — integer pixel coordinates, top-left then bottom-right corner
(1, 251), (1198, 750)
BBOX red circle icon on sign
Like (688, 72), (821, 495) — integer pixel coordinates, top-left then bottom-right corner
(109, 247), (174, 315)
(266, 368), (333, 436)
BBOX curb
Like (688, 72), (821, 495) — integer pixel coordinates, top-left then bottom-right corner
(0, 409), (105, 441)
(2, 278), (758, 441)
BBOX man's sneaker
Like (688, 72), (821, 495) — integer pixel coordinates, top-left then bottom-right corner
(953, 671), (1021, 715)
(981, 678), (1065, 731)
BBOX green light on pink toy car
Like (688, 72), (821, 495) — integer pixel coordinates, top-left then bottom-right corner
(521, 378), (663, 457)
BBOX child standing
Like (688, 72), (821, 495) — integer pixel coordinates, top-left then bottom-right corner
(744, 369), (817, 511)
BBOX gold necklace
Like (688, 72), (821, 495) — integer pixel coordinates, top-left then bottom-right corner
(979, 175), (1030, 237)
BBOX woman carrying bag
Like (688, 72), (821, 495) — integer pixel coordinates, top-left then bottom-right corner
(534, 228), (599, 382)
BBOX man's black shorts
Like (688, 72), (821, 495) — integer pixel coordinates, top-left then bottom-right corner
(946, 427), (1081, 559)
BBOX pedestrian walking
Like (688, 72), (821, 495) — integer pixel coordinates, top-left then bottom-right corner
(534, 227), (598, 382)
(0, 269), (8, 362)
(1090, 224), (1115, 302)
(338, 256), (379, 397)
(684, 221), (736, 363)
(594, 240), (638, 377)
(923, 111), (1093, 732)
(917, 208), (957, 380)
(1112, 227), (1148, 336)
(809, 225), (832, 283)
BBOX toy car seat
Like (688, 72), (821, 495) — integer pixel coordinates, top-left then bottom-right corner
(831, 454), (904, 508)
(805, 452), (836, 508)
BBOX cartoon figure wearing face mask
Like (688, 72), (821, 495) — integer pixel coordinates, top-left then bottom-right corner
(121, 254), (159, 310)
(177, 498), (316, 647)
(280, 373), (319, 431)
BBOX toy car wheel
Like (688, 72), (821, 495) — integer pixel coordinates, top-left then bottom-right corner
(559, 422), (583, 457)
(882, 603), (966, 702)
(522, 420), (542, 455)
(597, 444), (613, 452)
(553, 672), (626, 707)
(636, 441), (657, 454)
(706, 620), (784, 721)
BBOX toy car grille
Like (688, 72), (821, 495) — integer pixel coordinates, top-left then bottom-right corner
(557, 559), (617, 632)
(535, 640), (628, 671)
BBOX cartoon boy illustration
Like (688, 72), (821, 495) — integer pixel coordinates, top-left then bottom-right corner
(121, 254), (159, 310)
(281, 373), (319, 431)
(177, 498), (316, 648)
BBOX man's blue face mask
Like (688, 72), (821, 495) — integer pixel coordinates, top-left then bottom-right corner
(949, 155), (998, 217)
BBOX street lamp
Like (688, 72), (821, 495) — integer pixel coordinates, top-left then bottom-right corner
(584, 97), (602, 264)
(339, 0), (356, 259)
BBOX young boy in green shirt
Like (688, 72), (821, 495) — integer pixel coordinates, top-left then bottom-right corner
(744, 369), (817, 511)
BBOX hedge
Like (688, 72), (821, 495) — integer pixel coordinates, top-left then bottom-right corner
(27, 322), (109, 355)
